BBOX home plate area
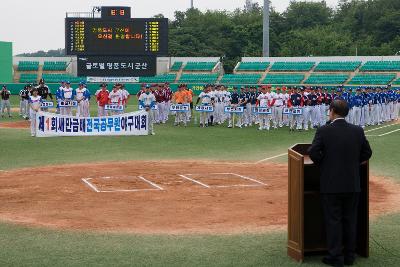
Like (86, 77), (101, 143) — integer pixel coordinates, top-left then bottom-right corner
(1, 161), (399, 234)
(82, 173), (268, 192)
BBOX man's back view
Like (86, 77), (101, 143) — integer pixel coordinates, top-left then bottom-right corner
(309, 100), (372, 267)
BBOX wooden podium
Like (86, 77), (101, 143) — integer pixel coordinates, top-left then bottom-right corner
(287, 144), (369, 262)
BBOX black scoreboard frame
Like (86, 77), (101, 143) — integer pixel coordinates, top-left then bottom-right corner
(65, 17), (168, 56)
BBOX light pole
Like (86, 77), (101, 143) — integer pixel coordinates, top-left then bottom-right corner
(263, 0), (270, 57)
(190, 0), (194, 9)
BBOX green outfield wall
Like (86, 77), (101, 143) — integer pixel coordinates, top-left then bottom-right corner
(0, 41), (13, 83)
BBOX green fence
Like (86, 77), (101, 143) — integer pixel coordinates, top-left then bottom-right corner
(0, 41), (13, 83)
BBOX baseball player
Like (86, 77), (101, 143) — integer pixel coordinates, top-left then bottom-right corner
(249, 86), (258, 126)
(153, 84), (165, 124)
(272, 87), (285, 128)
(288, 87), (304, 131)
(237, 87), (249, 127)
(164, 82), (173, 121)
(75, 82), (91, 117)
(256, 86), (270, 130)
(58, 81), (75, 116)
(227, 87), (239, 128)
(108, 85), (124, 115)
(222, 85), (231, 124)
(28, 88), (42, 137)
(196, 85), (213, 127)
(138, 85), (156, 135)
(352, 88), (364, 126)
(95, 83), (110, 117)
(120, 84), (130, 109)
(282, 86), (290, 126)
(36, 79), (53, 112)
(19, 84), (30, 119)
(186, 86), (194, 123)
(172, 84), (190, 126)
(0, 85), (12, 118)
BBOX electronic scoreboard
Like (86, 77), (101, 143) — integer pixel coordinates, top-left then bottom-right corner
(65, 7), (168, 56)
(66, 18), (168, 56)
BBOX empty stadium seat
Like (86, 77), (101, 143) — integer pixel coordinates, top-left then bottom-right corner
(360, 61), (400, 71)
(17, 61), (39, 71)
(183, 62), (217, 71)
(19, 73), (38, 83)
(314, 61), (361, 72)
(179, 73), (219, 83)
(43, 61), (68, 71)
(236, 62), (270, 71)
(304, 74), (349, 84)
(262, 74), (305, 84)
(348, 74), (396, 85)
(270, 62), (315, 72)
(140, 74), (177, 83)
(220, 74), (262, 84)
(170, 62), (183, 71)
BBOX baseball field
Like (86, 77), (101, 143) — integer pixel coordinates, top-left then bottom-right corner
(0, 96), (399, 266)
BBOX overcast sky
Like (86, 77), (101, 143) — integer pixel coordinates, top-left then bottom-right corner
(0, 0), (339, 55)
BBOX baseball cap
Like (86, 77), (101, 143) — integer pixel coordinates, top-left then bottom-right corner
(100, 83), (107, 88)
(66, 81), (71, 84)
(145, 84), (151, 88)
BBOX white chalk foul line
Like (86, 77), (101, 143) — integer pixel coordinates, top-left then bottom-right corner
(255, 153), (287, 164)
(137, 176), (164, 190)
(179, 174), (210, 188)
(378, 128), (400, 136)
(364, 123), (399, 133)
(228, 173), (268, 186)
(81, 178), (100, 193)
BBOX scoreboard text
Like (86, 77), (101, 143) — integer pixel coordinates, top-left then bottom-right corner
(65, 18), (168, 56)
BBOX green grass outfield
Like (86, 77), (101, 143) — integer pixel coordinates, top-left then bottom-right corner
(0, 96), (399, 266)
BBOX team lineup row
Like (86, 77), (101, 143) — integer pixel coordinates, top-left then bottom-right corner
(1, 81), (399, 135)
(139, 83), (400, 131)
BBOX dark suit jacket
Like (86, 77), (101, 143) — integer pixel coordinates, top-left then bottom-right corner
(308, 118), (372, 193)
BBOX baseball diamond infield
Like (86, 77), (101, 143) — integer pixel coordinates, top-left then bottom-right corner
(1, 160), (399, 234)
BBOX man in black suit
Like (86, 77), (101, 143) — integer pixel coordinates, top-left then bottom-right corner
(308, 100), (372, 267)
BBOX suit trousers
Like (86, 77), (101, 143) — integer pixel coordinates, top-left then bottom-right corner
(322, 193), (360, 262)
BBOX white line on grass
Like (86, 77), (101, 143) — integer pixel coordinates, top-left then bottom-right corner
(178, 174), (210, 188)
(81, 178), (100, 193)
(364, 123), (399, 133)
(137, 176), (164, 190)
(378, 128), (400, 136)
(254, 153), (287, 164)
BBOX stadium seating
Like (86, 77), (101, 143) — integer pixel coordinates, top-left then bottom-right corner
(262, 74), (305, 84)
(270, 62), (315, 72)
(183, 62), (217, 71)
(43, 61), (68, 71)
(236, 62), (270, 71)
(304, 74), (349, 84)
(220, 74), (262, 84)
(19, 73), (38, 83)
(348, 74), (396, 85)
(392, 78), (400, 85)
(360, 61), (400, 71)
(17, 61), (39, 71)
(139, 74), (177, 83)
(179, 73), (219, 83)
(314, 61), (361, 72)
(42, 74), (86, 83)
(170, 62), (183, 71)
